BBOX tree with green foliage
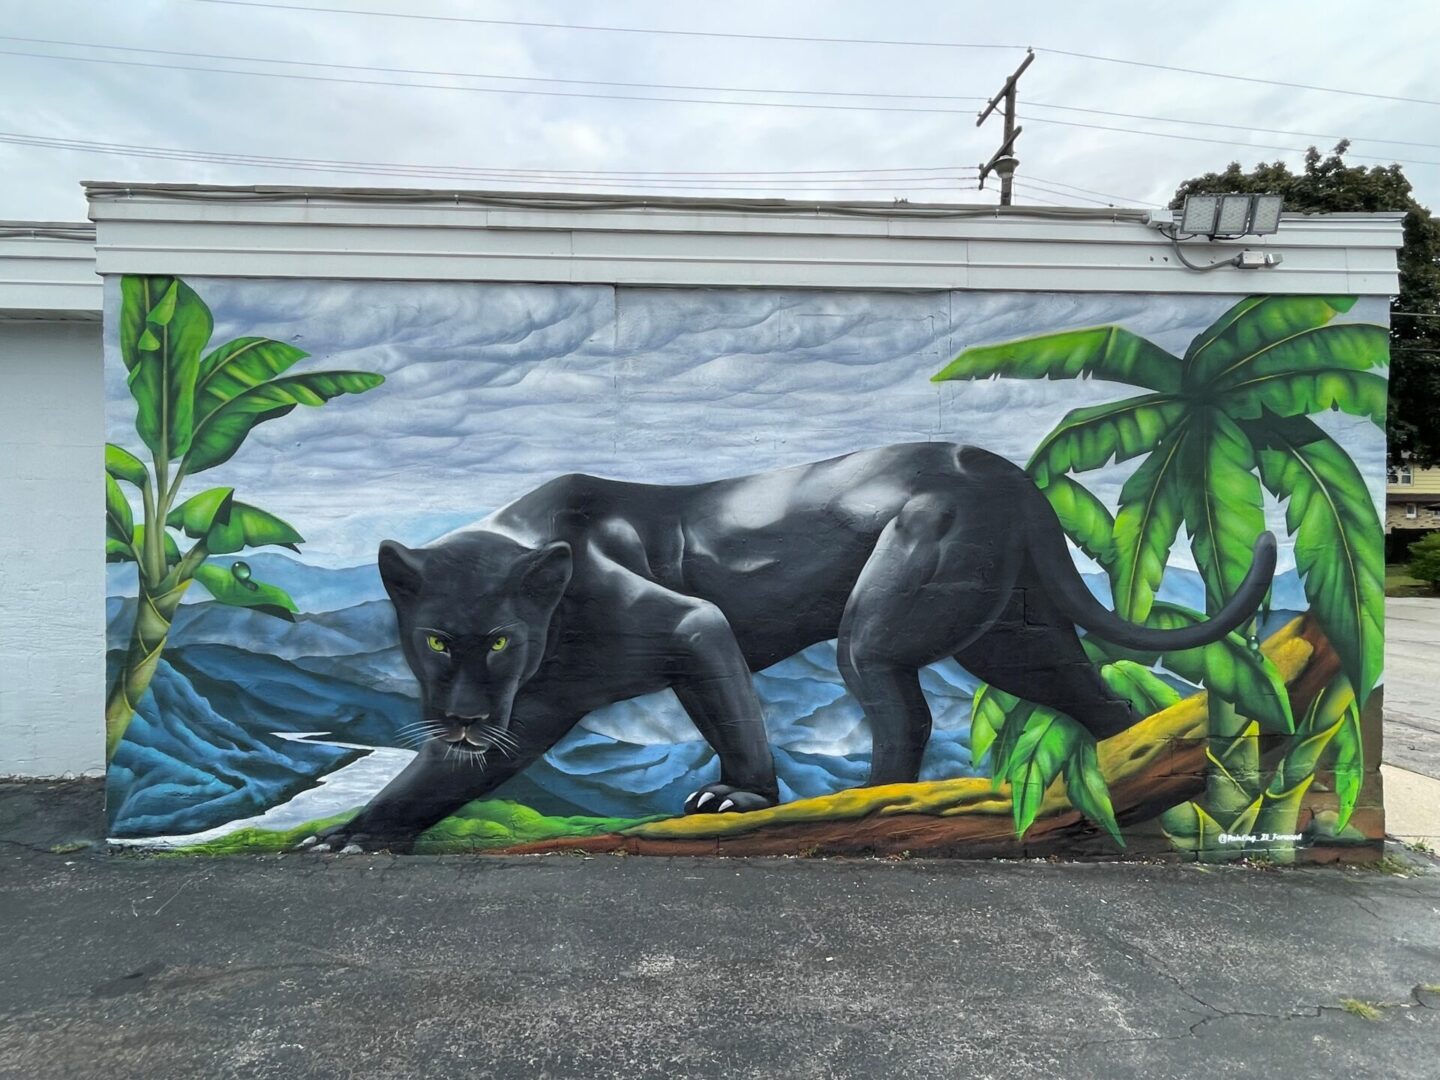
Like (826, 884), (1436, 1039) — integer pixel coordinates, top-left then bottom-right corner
(105, 276), (384, 759)
(933, 293), (1382, 854)
(1406, 531), (1440, 593)
(1173, 142), (1440, 470)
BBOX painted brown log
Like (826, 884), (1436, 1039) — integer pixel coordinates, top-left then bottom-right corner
(496, 616), (1340, 858)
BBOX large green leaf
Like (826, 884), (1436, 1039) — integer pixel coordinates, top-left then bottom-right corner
(1063, 740), (1124, 847)
(104, 473), (133, 543)
(192, 562), (298, 621)
(1218, 367), (1387, 428)
(202, 502), (304, 555)
(119, 275), (173, 374)
(1183, 295), (1358, 388)
(1038, 474), (1116, 571)
(105, 526), (181, 565)
(1026, 394), (1185, 485)
(122, 276), (214, 459)
(182, 371), (385, 475)
(1179, 409), (1266, 613)
(167, 487), (235, 537)
(1002, 710), (1083, 838)
(193, 337), (310, 419)
(1099, 602), (1293, 734)
(1247, 415), (1384, 705)
(969, 683), (1014, 763)
(1330, 701), (1364, 830)
(1099, 660), (1182, 716)
(168, 491), (302, 554)
(1203, 320), (1386, 392)
(104, 443), (149, 488)
(1110, 421), (1190, 623)
(933, 324), (1182, 393)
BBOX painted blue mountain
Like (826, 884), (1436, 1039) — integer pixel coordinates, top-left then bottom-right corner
(105, 557), (1309, 838)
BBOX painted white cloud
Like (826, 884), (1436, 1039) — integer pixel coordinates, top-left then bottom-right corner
(104, 279), (1387, 572)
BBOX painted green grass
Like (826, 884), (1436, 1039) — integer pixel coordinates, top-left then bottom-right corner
(176, 800), (659, 855)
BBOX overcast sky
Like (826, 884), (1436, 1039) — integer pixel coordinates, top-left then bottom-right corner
(3, 0), (1438, 219)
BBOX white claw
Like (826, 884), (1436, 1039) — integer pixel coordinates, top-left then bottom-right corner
(298, 836), (319, 848)
(696, 791), (716, 809)
(717, 798), (736, 812)
(340, 844), (363, 855)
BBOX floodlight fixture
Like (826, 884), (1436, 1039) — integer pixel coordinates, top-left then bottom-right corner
(1177, 192), (1285, 239)
(1249, 194), (1284, 235)
(1216, 194), (1253, 235)
(1179, 194), (1220, 235)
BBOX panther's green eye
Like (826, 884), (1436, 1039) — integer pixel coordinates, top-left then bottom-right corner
(425, 634), (449, 654)
(490, 635), (509, 653)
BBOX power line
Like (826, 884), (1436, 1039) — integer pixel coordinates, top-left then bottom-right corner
(5, 32), (1434, 156)
(1021, 174), (1159, 207)
(0, 34), (988, 105)
(1022, 100), (1440, 153)
(9, 34), (1438, 153)
(1017, 112), (1440, 168)
(0, 131), (980, 190)
(1011, 177), (1141, 208)
(9, 46), (1438, 171)
(0, 47), (1002, 116)
(185, 0), (1440, 108)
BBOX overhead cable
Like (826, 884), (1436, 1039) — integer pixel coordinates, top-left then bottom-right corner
(183, 0), (1440, 108)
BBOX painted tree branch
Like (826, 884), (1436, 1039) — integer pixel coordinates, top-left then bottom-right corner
(498, 616), (1336, 858)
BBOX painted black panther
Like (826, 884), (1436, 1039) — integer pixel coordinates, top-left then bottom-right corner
(304, 442), (1275, 852)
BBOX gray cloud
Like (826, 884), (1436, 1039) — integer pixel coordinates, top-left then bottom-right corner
(105, 280), (1387, 571)
(3, 1), (1436, 220)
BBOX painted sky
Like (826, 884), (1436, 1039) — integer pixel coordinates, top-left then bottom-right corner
(103, 279), (1388, 571)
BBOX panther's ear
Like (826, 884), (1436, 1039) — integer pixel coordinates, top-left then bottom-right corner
(378, 540), (425, 602)
(521, 541), (572, 607)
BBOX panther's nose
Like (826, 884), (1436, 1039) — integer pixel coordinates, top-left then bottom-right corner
(454, 713), (490, 723)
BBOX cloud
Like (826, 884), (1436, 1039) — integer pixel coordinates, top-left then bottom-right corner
(3, 1), (1436, 220)
(104, 279), (1386, 572)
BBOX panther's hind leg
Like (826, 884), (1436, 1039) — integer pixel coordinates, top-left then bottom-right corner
(953, 585), (1136, 741)
(839, 492), (1021, 786)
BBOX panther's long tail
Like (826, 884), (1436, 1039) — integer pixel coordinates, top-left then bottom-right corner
(1022, 483), (1277, 652)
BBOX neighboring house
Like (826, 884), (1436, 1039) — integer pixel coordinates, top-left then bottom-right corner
(1386, 464), (1440, 558)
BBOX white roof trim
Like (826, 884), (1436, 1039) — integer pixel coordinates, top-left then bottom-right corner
(0, 223), (100, 319)
(85, 184), (1404, 296)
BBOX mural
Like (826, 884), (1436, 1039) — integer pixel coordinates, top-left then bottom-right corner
(103, 278), (1388, 861)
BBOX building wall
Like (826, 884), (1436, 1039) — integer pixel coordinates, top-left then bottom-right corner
(1386, 465), (1440, 535)
(101, 276), (1389, 862)
(0, 319), (105, 777)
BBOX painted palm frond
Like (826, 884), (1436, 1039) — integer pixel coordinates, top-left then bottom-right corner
(938, 293), (1387, 845)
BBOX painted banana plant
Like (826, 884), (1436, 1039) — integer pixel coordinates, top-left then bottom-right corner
(933, 295), (1385, 852)
(105, 276), (384, 759)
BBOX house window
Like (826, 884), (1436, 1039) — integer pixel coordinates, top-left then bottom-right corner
(1398, 466), (1414, 485)
(1407, 503), (1419, 519)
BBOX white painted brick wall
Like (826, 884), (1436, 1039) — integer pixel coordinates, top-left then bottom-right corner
(0, 319), (104, 777)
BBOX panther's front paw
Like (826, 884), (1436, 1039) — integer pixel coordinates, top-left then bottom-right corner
(295, 821), (403, 854)
(682, 783), (775, 815)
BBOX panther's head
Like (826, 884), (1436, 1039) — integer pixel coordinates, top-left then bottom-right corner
(378, 532), (572, 757)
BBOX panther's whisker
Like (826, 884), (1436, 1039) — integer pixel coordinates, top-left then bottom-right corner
(394, 722), (445, 736)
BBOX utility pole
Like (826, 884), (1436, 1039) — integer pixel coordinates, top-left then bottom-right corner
(977, 49), (1034, 206)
